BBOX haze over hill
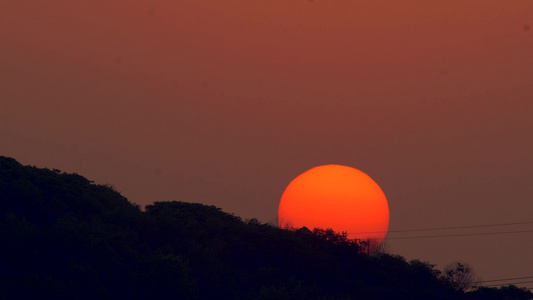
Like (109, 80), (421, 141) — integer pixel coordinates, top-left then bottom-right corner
(2, 0), (532, 285)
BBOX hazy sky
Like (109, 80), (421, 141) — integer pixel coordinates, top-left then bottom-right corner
(2, 0), (532, 286)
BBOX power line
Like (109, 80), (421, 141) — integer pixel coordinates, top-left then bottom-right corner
(475, 276), (533, 289)
(384, 229), (533, 240)
(474, 275), (533, 283)
(349, 221), (533, 235)
(389, 221), (533, 233)
(484, 280), (533, 287)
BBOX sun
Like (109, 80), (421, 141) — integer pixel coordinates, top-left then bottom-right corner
(278, 164), (389, 244)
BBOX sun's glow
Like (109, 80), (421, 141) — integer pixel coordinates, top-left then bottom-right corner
(278, 165), (389, 244)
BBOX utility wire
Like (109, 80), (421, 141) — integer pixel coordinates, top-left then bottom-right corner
(484, 280), (533, 287)
(349, 221), (533, 235)
(474, 275), (533, 284)
(384, 229), (533, 240)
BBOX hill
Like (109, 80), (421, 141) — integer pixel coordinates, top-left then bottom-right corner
(0, 156), (530, 299)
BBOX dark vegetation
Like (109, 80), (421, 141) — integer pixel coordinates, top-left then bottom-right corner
(0, 156), (531, 299)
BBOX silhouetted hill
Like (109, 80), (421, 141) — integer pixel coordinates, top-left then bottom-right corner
(0, 156), (531, 299)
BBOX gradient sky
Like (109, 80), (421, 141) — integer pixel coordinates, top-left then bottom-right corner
(2, 0), (532, 286)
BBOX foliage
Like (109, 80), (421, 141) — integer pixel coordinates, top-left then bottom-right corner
(467, 285), (533, 300)
(1, 156), (531, 299)
(442, 262), (477, 292)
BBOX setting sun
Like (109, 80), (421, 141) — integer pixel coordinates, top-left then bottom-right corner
(278, 165), (389, 244)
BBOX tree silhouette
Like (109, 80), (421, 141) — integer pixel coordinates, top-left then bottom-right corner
(443, 261), (477, 292)
(1, 156), (532, 300)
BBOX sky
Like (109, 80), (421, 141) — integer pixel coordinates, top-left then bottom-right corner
(1, 0), (532, 287)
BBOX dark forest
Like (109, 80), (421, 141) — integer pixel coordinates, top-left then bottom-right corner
(0, 156), (530, 299)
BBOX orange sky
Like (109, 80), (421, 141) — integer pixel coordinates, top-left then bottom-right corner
(1, 0), (532, 286)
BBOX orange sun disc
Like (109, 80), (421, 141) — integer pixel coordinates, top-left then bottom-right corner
(278, 165), (389, 244)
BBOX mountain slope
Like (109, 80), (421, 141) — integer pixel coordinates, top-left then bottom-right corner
(0, 156), (530, 299)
